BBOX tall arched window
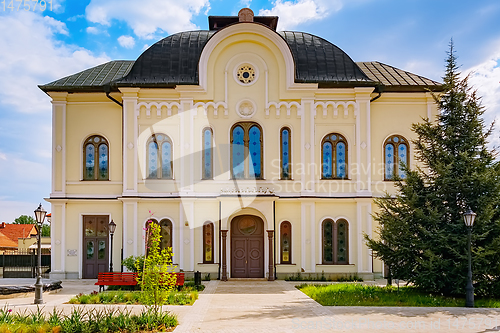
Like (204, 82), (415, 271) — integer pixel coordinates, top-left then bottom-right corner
(83, 135), (109, 180)
(202, 128), (213, 179)
(280, 127), (291, 180)
(322, 218), (349, 264)
(321, 133), (348, 179)
(384, 135), (409, 180)
(230, 122), (263, 179)
(280, 221), (292, 264)
(147, 218), (173, 252)
(147, 134), (173, 179)
(203, 222), (214, 264)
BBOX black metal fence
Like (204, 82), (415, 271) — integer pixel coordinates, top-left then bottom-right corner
(1, 250), (51, 278)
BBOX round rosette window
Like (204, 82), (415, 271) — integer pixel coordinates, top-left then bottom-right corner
(236, 64), (256, 84)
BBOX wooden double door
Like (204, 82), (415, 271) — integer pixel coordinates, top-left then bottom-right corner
(83, 215), (109, 279)
(231, 215), (264, 278)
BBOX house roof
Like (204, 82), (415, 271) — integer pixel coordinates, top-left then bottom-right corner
(0, 223), (37, 243)
(356, 61), (442, 92)
(0, 232), (18, 248)
(39, 22), (442, 93)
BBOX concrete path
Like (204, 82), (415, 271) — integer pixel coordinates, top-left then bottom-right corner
(0, 279), (500, 332)
(173, 280), (500, 333)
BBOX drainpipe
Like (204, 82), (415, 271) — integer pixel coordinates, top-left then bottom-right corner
(370, 85), (384, 103)
(104, 85), (123, 107)
(273, 200), (276, 280)
(218, 200), (221, 280)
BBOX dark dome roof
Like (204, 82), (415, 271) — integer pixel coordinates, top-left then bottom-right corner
(116, 26), (375, 88)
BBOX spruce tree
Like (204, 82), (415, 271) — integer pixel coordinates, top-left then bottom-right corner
(366, 41), (500, 296)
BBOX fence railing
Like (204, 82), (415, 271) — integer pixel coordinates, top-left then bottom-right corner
(1, 250), (51, 278)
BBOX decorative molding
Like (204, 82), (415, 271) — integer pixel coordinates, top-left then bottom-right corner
(136, 101), (181, 118)
(314, 101), (359, 118)
(67, 249), (77, 256)
(220, 187), (275, 195)
(184, 239), (190, 244)
(266, 101), (302, 118)
(194, 101), (229, 117)
(55, 240), (61, 245)
(234, 62), (258, 86)
(236, 99), (256, 118)
(127, 142), (134, 150)
(127, 239), (133, 245)
(305, 143), (311, 150)
(360, 142), (367, 150)
(56, 145), (62, 152)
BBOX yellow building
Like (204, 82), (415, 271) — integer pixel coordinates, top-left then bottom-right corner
(40, 9), (440, 280)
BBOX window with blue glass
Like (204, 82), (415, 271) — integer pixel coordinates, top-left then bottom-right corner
(202, 128), (213, 179)
(147, 134), (173, 179)
(280, 127), (291, 180)
(384, 135), (409, 180)
(322, 218), (349, 265)
(83, 135), (109, 180)
(321, 133), (348, 179)
(230, 122), (263, 179)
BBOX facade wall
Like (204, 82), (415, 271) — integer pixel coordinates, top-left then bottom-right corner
(47, 23), (438, 280)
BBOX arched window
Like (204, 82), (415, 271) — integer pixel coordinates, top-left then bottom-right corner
(147, 218), (173, 253)
(83, 135), (109, 180)
(230, 122), (263, 179)
(322, 218), (349, 264)
(203, 222), (214, 264)
(280, 127), (291, 180)
(147, 134), (173, 179)
(280, 221), (292, 264)
(202, 128), (213, 179)
(384, 135), (409, 180)
(321, 133), (347, 179)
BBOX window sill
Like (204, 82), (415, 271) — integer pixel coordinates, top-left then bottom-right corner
(316, 263), (353, 266)
(276, 263), (296, 266)
(197, 263), (218, 265)
(320, 178), (351, 181)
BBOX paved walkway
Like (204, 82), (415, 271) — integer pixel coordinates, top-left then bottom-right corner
(0, 279), (500, 332)
(174, 280), (500, 333)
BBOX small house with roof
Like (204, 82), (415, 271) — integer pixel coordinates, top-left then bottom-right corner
(40, 8), (441, 280)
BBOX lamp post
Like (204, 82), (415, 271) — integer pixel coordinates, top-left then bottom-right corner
(34, 203), (47, 304)
(109, 220), (116, 272)
(463, 209), (476, 308)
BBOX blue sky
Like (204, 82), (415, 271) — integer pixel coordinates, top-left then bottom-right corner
(0, 0), (499, 222)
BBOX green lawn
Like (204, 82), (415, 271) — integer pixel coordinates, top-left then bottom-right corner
(298, 283), (500, 307)
(69, 289), (198, 305)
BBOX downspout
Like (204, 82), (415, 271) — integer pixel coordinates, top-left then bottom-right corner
(104, 84), (124, 272)
(273, 200), (276, 280)
(370, 85), (384, 103)
(218, 200), (221, 280)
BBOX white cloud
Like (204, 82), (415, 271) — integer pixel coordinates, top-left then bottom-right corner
(86, 26), (100, 34)
(465, 46), (500, 148)
(0, 200), (44, 224)
(0, 11), (109, 114)
(85, 0), (210, 39)
(258, 0), (342, 30)
(118, 35), (136, 49)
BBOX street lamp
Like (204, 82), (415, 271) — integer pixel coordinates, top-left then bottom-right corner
(34, 203), (46, 304)
(463, 209), (476, 308)
(109, 220), (116, 272)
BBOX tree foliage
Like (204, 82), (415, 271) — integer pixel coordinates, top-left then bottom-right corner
(366, 41), (500, 296)
(136, 218), (177, 314)
(14, 215), (36, 224)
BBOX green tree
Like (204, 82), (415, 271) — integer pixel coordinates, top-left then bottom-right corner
(14, 215), (36, 224)
(136, 218), (177, 314)
(13, 215), (50, 236)
(366, 41), (500, 297)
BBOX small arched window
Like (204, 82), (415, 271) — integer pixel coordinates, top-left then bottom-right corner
(321, 133), (347, 179)
(147, 134), (173, 179)
(322, 218), (349, 265)
(280, 127), (291, 180)
(203, 222), (214, 263)
(384, 135), (409, 180)
(202, 128), (213, 179)
(230, 122), (263, 179)
(83, 135), (109, 180)
(280, 221), (292, 264)
(146, 218), (173, 255)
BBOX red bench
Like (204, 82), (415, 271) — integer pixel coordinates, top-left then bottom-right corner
(95, 272), (185, 291)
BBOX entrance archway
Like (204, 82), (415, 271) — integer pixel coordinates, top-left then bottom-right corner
(231, 215), (264, 278)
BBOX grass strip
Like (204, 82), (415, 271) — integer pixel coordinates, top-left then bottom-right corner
(298, 283), (500, 307)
